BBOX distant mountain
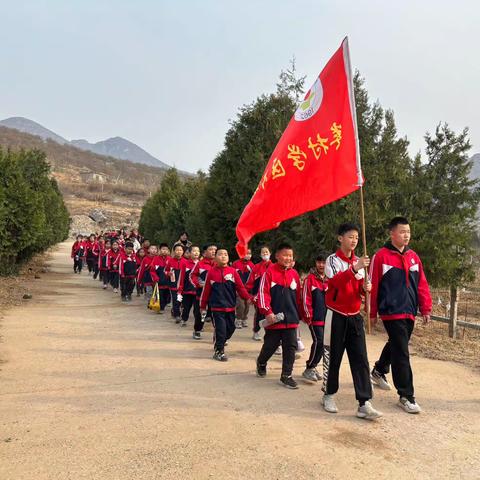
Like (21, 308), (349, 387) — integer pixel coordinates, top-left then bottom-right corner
(0, 116), (171, 169)
(71, 136), (170, 169)
(470, 153), (480, 180)
(0, 116), (69, 145)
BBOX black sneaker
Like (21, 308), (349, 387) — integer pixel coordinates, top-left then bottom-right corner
(256, 360), (267, 377)
(193, 331), (201, 340)
(279, 375), (299, 389)
(213, 350), (228, 362)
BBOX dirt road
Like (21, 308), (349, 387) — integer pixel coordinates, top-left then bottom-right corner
(1, 243), (479, 480)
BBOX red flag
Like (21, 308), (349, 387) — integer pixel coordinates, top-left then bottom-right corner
(235, 37), (363, 257)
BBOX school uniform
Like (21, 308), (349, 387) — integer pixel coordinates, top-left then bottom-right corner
(135, 253), (146, 295)
(71, 241), (85, 273)
(246, 260), (272, 333)
(107, 249), (121, 289)
(165, 257), (187, 318)
(90, 241), (101, 279)
(98, 246), (110, 284)
(84, 240), (97, 274)
(200, 265), (251, 353)
(369, 242), (432, 399)
(150, 255), (172, 310)
(177, 258), (199, 323)
(256, 263), (302, 377)
(302, 270), (328, 369)
(232, 258), (254, 323)
(190, 258), (216, 333)
(323, 249), (372, 403)
(116, 251), (138, 299)
(137, 255), (156, 302)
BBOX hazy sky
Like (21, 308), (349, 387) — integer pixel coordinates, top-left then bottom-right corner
(1, 0), (478, 173)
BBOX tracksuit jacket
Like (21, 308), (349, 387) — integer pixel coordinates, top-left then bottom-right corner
(257, 263), (302, 330)
(232, 259), (255, 285)
(136, 255), (156, 287)
(116, 251), (138, 278)
(149, 255), (171, 289)
(99, 248), (110, 271)
(71, 241), (85, 259)
(245, 260), (272, 295)
(165, 257), (187, 291)
(177, 258), (197, 296)
(369, 242), (432, 321)
(301, 270), (328, 326)
(106, 249), (121, 272)
(325, 249), (365, 316)
(199, 265), (251, 312)
(190, 258), (216, 299)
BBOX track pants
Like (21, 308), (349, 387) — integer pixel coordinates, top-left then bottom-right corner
(374, 318), (415, 399)
(159, 288), (170, 311)
(101, 270), (109, 286)
(322, 309), (372, 403)
(86, 256), (96, 273)
(73, 257), (83, 273)
(109, 271), (120, 289)
(181, 294), (199, 323)
(252, 306), (264, 333)
(257, 328), (297, 377)
(212, 311), (236, 352)
(170, 289), (181, 317)
(120, 277), (135, 298)
(306, 324), (324, 369)
(235, 296), (249, 321)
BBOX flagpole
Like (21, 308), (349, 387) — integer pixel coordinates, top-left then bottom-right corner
(343, 36), (371, 333)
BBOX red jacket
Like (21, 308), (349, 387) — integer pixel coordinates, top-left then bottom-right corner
(190, 258), (216, 290)
(200, 265), (251, 312)
(150, 255), (171, 288)
(107, 249), (121, 271)
(116, 251), (138, 278)
(71, 241), (85, 258)
(369, 243), (432, 321)
(232, 259), (255, 285)
(177, 258), (197, 295)
(99, 247), (110, 271)
(325, 249), (365, 316)
(136, 255), (156, 286)
(165, 257), (187, 291)
(246, 260), (272, 295)
(257, 263), (302, 330)
(301, 271), (328, 326)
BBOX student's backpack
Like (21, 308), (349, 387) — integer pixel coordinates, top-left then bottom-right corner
(148, 283), (161, 312)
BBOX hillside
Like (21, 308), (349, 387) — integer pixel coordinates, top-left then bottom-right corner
(0, 116), (170, 169)
(0, 126), (178, 232)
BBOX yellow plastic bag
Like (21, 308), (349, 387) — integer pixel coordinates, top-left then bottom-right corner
(148, 283), (161, 312)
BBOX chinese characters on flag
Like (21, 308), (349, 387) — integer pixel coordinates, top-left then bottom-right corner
(236, 37), (363, 257)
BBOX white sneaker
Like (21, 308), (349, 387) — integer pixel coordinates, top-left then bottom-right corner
(398, 397), (422, 414)
(235, 320), (243, 329)
(113, 288), (118, 293)
(252, 332), (262, 341)
(321, 394), (338, 413)
(302, 368), (318, 382)
(242, 320), (248, 328)
(371, 368), (392, 390)
(297, 339), (305, 352)
(357, 401), (383, 420)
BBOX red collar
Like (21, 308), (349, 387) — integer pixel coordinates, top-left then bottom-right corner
(336, 249), (357, 265)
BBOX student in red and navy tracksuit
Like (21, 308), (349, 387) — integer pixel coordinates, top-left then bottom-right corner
(150, 243), (171, 312)
(177, 246), (201, 327)
(190, 243), (217, 339)
(117, 242), (138, 302)
(84, 234), (98, 275)
(322, 223), (382, 420)
(256, 243), (302, 389)
(232, 249), (254, 329)
(135, 248), (146, 296)
(99, 239), (111, 287)
(137, 245), (158, 304)
(200, 247), (252, 361)
(107, 240), (122, 292)
(91, 235), (103, 280)
(71, 235), (85, 274)
(369, 217), (432, 414)
(301, 253), (328, 383)
(165, 244), (187, 322)
(246, 246), (272, 341)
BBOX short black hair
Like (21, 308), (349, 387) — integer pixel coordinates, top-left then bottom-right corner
(159, 243), (169, 249)
(275, 242), (293, 253)
(315, 252), (328, 262)
(388, 216), (409, 230)
(125, 242), (134, 248)
(337, 222), (360, 236)
(215, 247), (229, 255)
(174, 244), (185, 252)
(202, 243), (217, 252)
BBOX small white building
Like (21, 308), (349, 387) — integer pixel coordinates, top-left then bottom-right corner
(79, 171), (107, 184)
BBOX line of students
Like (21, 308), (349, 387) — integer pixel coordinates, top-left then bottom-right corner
(71, 216), (432, 421)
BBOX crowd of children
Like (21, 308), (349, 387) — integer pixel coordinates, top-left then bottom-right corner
(71, 218), (432, 421)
